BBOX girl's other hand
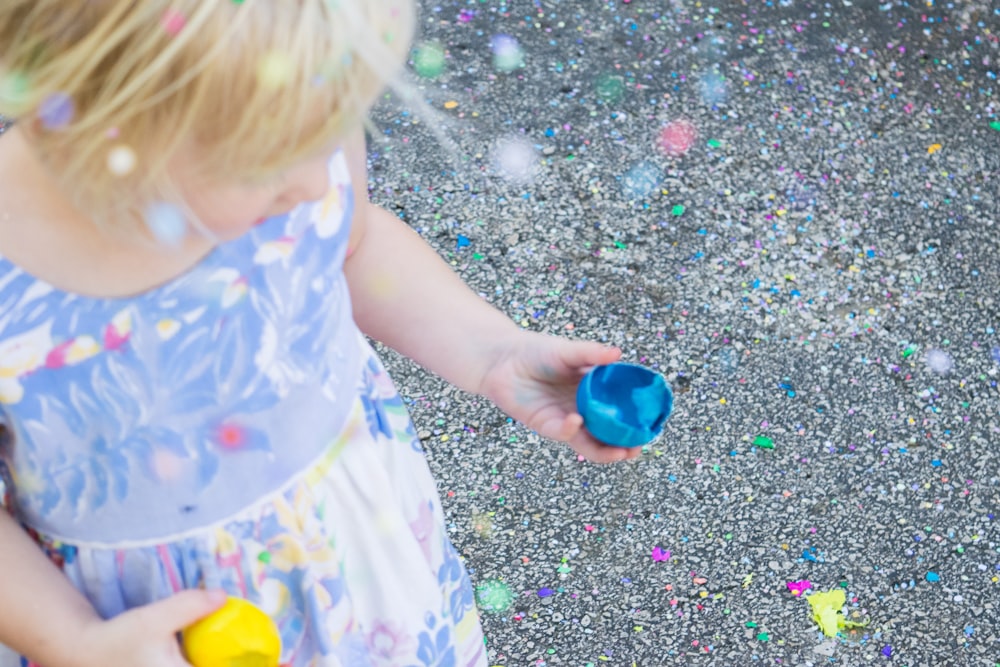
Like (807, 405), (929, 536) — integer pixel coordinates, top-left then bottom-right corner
(477, 331), (643, 463)
(72, 589), (227, 667)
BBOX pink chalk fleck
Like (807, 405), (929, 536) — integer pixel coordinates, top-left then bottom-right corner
(786, 579), (812, 596)
(161, 9), (186, 35)
(658, 119), (698, 157)
(651, 546), (671, 561)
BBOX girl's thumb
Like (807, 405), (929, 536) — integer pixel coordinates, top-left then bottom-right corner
(140, 589), (229, 635)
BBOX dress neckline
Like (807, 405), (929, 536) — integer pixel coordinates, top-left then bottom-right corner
(0, 214), (285, 304)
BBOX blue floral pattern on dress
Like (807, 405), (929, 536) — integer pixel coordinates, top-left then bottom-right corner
(412, 612), (457, 667)
(0, 155), (363, 544)
(0, 151), (488, 667)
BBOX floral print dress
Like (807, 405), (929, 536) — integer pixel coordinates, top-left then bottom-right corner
(0, 151), (486, 667)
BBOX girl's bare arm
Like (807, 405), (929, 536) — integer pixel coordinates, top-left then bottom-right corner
(0, 509), (100, 665)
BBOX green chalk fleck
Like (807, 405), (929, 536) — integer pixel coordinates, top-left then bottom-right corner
(475, 579), (515, 612)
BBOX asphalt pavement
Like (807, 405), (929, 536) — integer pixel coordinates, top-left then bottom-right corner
(368, 1), (1000, 664)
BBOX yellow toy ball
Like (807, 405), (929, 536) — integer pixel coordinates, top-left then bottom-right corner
(182, 596), (281, 667)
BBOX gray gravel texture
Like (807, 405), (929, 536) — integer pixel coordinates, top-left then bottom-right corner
(367, 1), (1000, 665)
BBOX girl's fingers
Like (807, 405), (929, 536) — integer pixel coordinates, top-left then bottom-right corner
(558, 413), (584, 441)
(556, 342), (621, 373)
(134, 589), (228, 636)
(569, 430), (634, 464)
(534, 412), (581, 443)
(623, 446), (643, 461)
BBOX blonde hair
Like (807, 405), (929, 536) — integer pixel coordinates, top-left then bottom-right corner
(0, 0), (414, 231)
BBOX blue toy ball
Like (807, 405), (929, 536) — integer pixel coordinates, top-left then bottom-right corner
(576, 363), (674, 448)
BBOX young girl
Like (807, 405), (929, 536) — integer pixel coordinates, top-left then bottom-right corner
(0, 1), (640, 665)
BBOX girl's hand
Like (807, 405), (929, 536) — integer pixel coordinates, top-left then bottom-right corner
(72, 590), (227, 667)
(477, 331), (643, 463)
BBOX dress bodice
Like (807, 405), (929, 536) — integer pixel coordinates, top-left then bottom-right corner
(0, 152), (363, 545)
